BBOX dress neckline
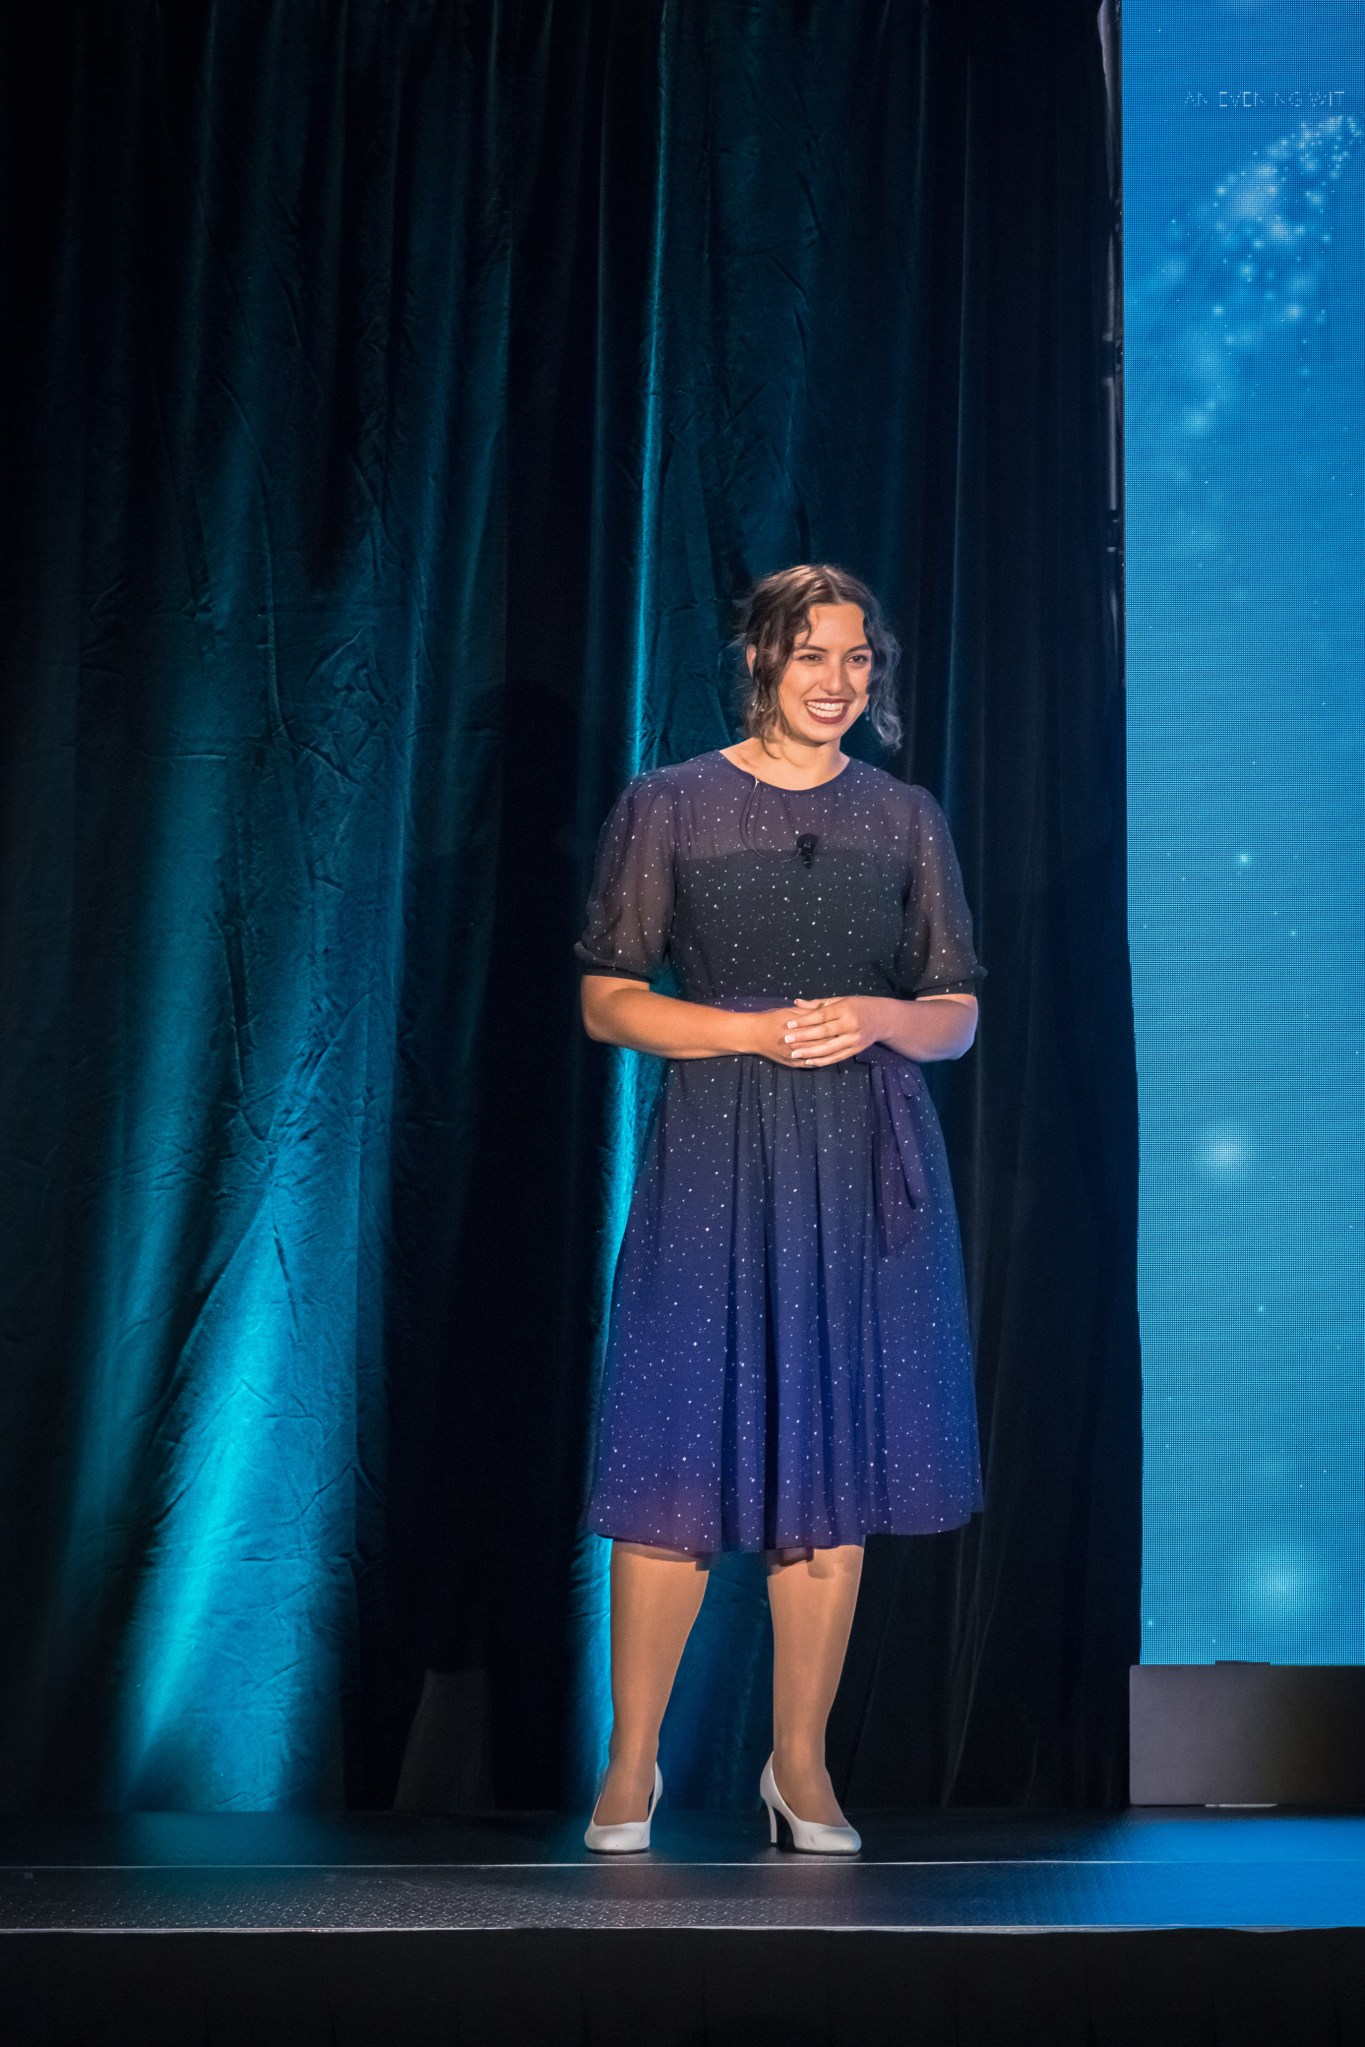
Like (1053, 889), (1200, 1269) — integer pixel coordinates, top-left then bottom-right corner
(713, 748), (855, 793)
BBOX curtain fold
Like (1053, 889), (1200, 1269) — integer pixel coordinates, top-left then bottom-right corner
(0, 0), (1137, 1812)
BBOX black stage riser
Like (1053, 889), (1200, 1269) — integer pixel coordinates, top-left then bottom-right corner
(5, 1928), (1365, 2047)
(1131, 1665), (1365, 1807)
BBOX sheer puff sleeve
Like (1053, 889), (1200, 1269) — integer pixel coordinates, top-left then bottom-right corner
(574, 771), (677, 983)
(895, 786), (986, 999)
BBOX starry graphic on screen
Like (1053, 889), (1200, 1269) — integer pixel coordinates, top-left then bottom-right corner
(1130, 112), (1363, 466)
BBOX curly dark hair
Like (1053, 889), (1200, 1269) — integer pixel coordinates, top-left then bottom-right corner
(732, 564), (902, 750)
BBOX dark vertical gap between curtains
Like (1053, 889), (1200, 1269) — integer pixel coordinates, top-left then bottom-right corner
(0, 0), (1138, 1813)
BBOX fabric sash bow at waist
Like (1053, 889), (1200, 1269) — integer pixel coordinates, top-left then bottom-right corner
(709, 997), (929, 1256)
(853, 1041), (930, 1256)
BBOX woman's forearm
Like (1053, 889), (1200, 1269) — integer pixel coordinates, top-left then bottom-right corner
(864, 994), (978, 1061)
(580, 977), (760, 1058)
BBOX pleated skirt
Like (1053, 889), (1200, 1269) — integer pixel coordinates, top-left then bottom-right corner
(584, 1046), (983, 1553)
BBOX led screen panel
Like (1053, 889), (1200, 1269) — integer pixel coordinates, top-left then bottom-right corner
(1125, 4), (1365, 1663)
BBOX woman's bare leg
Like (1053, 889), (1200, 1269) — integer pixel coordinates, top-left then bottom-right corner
(765, 1543), (865, 1824)
(592, 1539), (711, 1824)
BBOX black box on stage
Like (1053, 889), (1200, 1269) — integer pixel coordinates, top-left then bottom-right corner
(1130, 1663), (1365, 1807)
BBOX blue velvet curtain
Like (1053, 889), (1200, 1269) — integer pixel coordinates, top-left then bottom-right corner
(0, 0), (1138, 1812)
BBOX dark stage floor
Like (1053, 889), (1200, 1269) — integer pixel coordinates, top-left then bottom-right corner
(3, 1806), (1365, 1930)
(4, 1809), (1365, 2043)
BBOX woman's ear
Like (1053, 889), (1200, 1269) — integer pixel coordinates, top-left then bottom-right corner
(745, 644), (757, 675)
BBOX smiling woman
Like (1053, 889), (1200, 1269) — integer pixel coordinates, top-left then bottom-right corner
(574, 565), (986, 1854)
(733, 563), (904, 752)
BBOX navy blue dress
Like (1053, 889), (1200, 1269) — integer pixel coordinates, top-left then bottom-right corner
(575, 748), (986, 1553)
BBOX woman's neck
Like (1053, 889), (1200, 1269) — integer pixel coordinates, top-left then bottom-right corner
(720, 737), (849, 790)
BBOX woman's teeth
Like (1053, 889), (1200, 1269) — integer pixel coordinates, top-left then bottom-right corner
(806, 700), (848, 720)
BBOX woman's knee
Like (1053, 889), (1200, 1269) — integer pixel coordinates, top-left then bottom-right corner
(614, 1539), (712, 1568)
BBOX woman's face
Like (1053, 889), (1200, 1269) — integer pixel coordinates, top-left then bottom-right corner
(768, 602), (872, 746)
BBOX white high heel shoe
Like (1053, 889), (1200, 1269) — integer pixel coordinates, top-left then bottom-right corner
(583, 1761), (663, 1853)
(760, 1753), (861, 1855)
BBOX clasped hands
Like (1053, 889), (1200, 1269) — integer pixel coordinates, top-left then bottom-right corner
(750, 995), (888, 1069)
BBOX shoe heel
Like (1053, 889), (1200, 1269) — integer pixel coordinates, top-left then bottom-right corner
(765, 1797), (778, 1846)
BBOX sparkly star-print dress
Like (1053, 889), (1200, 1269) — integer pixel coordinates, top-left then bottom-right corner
(574, 748), (986, 1552)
